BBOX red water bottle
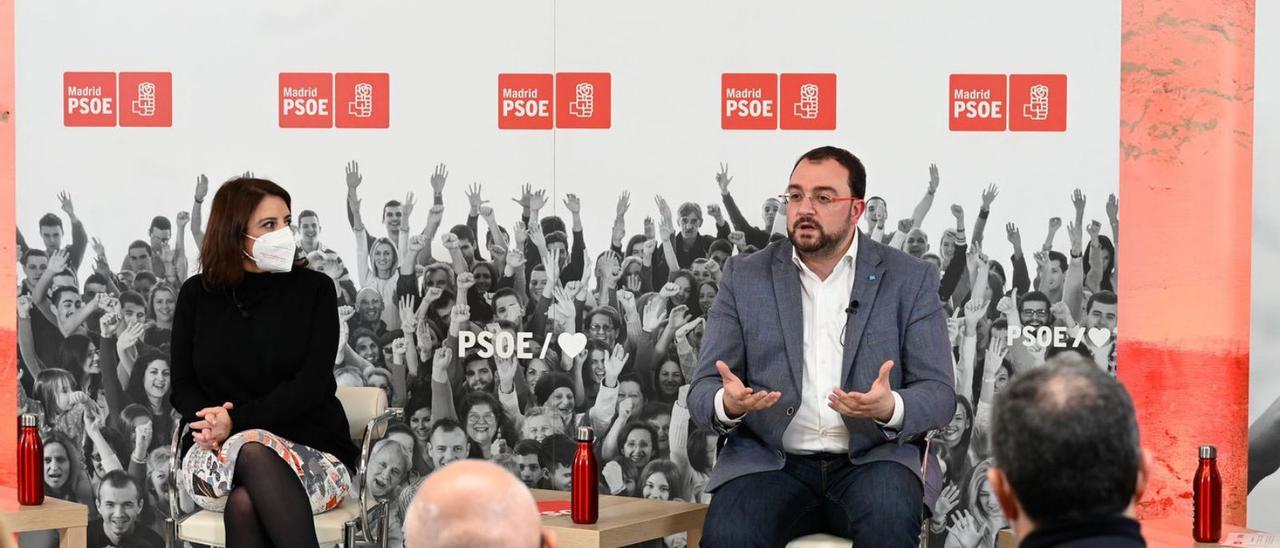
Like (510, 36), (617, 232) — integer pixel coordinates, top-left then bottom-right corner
(571, 426), (598, 524)
(18, 414), (44, 506)
(1193, 444), (1221, 542)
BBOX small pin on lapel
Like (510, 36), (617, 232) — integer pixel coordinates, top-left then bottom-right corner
(869, 274), (877, 281)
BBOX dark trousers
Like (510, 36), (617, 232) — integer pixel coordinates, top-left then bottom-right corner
(702, 454), (923, 548)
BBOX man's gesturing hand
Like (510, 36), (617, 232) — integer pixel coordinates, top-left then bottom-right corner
(828, 360), (896, 422)
(717, 360), (781, 419)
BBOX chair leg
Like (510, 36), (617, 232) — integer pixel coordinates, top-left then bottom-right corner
(344, 519), (359, 548)
(164, 518), (176, 548)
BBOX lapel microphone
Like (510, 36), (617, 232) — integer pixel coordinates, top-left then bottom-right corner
(846, 299), (859, 315)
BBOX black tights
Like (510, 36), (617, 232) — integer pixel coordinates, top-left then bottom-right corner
(224, 442), (319, 548)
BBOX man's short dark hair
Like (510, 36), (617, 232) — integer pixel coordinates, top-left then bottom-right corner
(51, 285), (80, 304)
(792, 146), (867, 199)
(38, 213), (64, 230)
(298, 209), (319, 222)
(538, 433), (576, 470)
(707, 239), (733, 257)
(383, 200), (403, 216)
(128, 240), (152, 255)
(514, 439), (547, 469)
(991, 354), (1140, 527)
(22, 248), (48, 266)
(1048, 251), (1068, 272)
(545, 230), (567, 248)
(428, 417), (464, 443)
(1019, 291), (1051, 311)
(133, 271), (158, 285)
(84, 273), (109, 289)
(97, 469), (140, 498)
(149, 216), (171, 232)
(119, 290), (146, 310)
(539, 216), (567, 236)
(1087, 290), (1118, 313)
(449, 224), (476, 244)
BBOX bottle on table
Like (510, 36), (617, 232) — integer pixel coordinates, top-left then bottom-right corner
(18, 414), (44, 506)
(1193, 444), (1221, 543)
(571, 426), (598, 524)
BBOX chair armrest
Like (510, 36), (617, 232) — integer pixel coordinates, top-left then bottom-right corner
(357, 407), (404, 545)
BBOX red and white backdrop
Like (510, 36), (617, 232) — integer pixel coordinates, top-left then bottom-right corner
(0, 0), (1263, 542)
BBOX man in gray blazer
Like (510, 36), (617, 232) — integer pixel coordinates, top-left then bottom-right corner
(690, 146), (956, 547)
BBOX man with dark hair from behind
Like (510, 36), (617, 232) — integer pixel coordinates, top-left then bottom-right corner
(988, 354), (1151, 547)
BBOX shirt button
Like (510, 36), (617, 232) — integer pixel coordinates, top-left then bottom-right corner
(786, 407), (795, 416)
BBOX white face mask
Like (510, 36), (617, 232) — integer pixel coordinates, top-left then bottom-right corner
(244, 227), (296, 273)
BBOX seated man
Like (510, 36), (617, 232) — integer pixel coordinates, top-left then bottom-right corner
(403, 460), (557, 548)
(988, 354), (1151, 548)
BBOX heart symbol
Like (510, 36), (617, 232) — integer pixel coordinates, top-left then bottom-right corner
(558, 332), (588, 358)
(1087, 328), (1111, 347)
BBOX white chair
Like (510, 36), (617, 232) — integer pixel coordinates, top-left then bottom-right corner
(164, 387), (403, 548)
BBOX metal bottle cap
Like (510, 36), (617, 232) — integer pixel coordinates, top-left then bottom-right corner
(1200, 445), (1216, 459)
(20, 414), (37, 427)
(577, 426), (593, 442)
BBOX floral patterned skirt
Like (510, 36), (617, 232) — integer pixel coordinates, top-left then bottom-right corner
(180, 428), (351, 514)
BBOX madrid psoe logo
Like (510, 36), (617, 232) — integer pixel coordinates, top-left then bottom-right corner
(794, 83), (820, 119)
(132, 82), (157, 117)
(569, 83), (594, 118)
(1023, 84), (1050, 121)
(349, 82), (374, 118)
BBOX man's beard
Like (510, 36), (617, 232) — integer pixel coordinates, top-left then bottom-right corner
(789, 216), (852, 256)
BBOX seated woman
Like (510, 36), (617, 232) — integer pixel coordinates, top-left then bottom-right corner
(170, 177), (358, 548)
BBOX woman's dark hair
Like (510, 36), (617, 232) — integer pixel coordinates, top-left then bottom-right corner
(456, 390), (518, 447)
(57, 334), (95, 387)
(617, 420), (660, 466)
(941, 396), (975, 486)
(126, 351), (175, 449)
(625, 235), (647, 257)
(199, 177), (304, 289)
(686, 429), (715, 474)
(667, 269), (702, 318)
(1083, 235), (1117, 292)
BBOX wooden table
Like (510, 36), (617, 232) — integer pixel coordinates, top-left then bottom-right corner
(0, 487), (88, 548)
(533, 489), (708, 548)
(996, 517), (1267, 547)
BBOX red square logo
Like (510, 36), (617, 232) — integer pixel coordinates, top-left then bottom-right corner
(780, 73), (836, 130)
(63, 72), (117, 127)
(949, 74), (1007, 131)
(279, 73), (334, 128)
(498, 74), (554, 130)
(118, 72), (172, 127)
(1008, 74), (1067, 132)
(721, 73), (777, 130)
(335, 73), (390, 129)
(555, 73), (610, 129)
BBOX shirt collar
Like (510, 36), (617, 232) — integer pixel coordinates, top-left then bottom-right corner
(791, 229), (859, 274)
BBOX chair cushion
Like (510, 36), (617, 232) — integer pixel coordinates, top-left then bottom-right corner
(787, 533), (854, 548)
(335, 386), (389, 443)
(178, 497), (365, 546)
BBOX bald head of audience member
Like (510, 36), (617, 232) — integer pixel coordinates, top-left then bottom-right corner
(989, 354), (1151, 544)
(404, 460), (556, 548)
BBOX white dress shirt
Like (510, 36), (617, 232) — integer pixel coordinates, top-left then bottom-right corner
(715, 231), (904, 454)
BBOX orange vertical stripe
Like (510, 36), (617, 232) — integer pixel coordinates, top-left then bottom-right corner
(0, 0), (16, 490)
(1120, 0), (1254, 525)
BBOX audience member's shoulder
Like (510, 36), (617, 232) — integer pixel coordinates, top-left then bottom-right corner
(869, 236), (932, 274)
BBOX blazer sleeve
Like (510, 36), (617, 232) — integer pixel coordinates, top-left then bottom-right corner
(689, 256), (747, 435)
(896, 263), (958, 440)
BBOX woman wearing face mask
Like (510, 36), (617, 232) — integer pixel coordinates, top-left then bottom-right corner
(170, 177), (358, 548)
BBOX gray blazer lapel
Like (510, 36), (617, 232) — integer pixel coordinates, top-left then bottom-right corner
(841, 232), (886, 385)
(771, 241), (804, 390)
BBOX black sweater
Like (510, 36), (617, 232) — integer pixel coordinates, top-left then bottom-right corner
(169, 266), (358, 473)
